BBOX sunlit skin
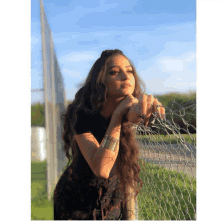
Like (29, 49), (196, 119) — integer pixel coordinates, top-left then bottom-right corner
(100, 55), (136, 119)
(101, 55), (165, 125)
(127, 93), (165, 126)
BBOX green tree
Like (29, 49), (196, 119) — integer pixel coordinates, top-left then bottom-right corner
(152, 91), (196, 134)
(31, 103), (45, 127)
(164, 97), (196, 134)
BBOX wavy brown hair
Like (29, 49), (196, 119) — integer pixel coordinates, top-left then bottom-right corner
(62, 49), (146, 210)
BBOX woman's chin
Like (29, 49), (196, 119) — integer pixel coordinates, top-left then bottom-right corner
(107, 90), (134, 98)
(118, 92), (132, 96)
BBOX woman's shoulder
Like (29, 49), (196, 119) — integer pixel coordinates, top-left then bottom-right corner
(74, 108), (93, 134)
(74, 108), (100, 135)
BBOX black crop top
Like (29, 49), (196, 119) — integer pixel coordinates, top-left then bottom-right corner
(53, 108), (124, 220)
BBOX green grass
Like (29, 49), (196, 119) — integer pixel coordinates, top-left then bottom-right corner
(31, 160), (196, 220)
(136, 133), (196, 145)
(137, 158), (196, 220)
(31, 161), (53, 220)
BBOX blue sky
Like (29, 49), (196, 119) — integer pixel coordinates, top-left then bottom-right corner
(31, 0), (196, 103)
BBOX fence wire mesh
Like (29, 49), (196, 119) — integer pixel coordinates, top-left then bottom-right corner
(132, 98), (196, 220)
(40, 0), (67, 200)
(31, 98), (196, 219)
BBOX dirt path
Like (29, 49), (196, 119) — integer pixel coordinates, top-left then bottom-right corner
(138, 145), (196, 177)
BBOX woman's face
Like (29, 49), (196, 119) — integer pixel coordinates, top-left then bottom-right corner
(105, 55), (135, 98)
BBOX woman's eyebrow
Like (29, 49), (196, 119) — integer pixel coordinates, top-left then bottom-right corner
(109, 65), (132, 69)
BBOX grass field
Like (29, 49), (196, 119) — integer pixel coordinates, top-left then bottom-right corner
(136, 133), (196, 145)
(31, 159), (196, 220)
(31, 161), (53, 220)
(137, 158), (196, 220)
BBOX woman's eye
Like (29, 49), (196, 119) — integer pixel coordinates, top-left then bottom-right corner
(110, 71), (118, 75)
(109, 70), (133, 75)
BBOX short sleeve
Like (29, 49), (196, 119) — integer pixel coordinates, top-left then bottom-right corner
(73, 108), (92, 134)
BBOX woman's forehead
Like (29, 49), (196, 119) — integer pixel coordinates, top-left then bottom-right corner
(107, 55), (131, 69)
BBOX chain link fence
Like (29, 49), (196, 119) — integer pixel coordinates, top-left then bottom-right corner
(133, 99), (196, 220)
(40, 0), (67, 200)
(31, 98), (196, 220)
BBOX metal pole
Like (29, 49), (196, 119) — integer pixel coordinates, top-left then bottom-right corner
(50, 30), (58, 184)
(40, 0), (51, 200)
(126, 182), (136, 220)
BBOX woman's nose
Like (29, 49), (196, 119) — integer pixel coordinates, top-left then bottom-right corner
(120, 70), (129, 80)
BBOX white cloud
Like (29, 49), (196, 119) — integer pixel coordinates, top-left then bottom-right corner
(159, 51), (196, 73)
(144, 77), (196, 95)
(175, 83), (189, 86)
(161, 59), (184, 72)
(144, 78), (170, 94)
(137, 51), (196, 94)
(185, 53), (196, 62)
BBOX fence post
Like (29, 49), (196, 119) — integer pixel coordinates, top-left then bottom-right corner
(40, 0), (52, 200)
(50, 30), (58, 185)
(125, 169), (138, 220)
(126, 185), (136, 220)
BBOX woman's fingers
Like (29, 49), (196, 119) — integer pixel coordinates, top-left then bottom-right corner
(138, 94), (147, 116)
(132, 94), (147, 116)
(152, 99), (158, 114)
(128, 94), (165, 126)
(141, 95), (153, 126)
(155, 100), (165, 119)
(152, 100), (166, 120)
(159, 104), (166, 119)
(146, 95), (154, 118)
(144, 95), (166, 124)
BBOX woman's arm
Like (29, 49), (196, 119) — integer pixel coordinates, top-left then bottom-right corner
(92, 112), (122, 179)
(74, 111), (122, 179)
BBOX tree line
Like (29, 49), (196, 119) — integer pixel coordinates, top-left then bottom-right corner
(155, 91), (196, 134)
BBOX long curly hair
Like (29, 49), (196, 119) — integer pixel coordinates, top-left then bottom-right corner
(62, 49), (146, 209)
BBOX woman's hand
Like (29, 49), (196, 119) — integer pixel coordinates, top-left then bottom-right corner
(113, 94), (138, 118)
(126, 94), (165, 126)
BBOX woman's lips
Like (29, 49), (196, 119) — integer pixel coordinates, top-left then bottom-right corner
(121, 83), (131, 87)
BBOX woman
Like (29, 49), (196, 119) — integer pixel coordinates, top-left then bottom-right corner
(53, 49), (165, 220)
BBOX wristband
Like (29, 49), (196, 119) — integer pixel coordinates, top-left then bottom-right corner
(101, 135), (119, 152)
